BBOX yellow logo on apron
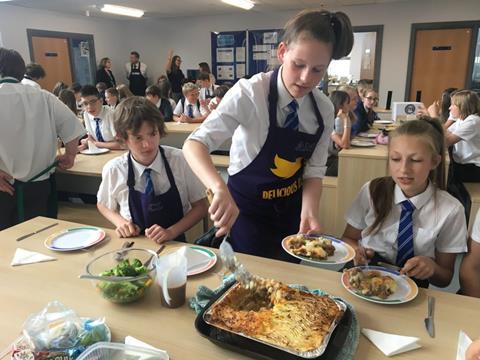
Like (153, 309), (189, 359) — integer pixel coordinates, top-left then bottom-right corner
(270, 154), (302, 179)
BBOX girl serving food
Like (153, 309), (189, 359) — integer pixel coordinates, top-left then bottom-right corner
(183, 9), (353, 260)
(342, 118), (467, 287)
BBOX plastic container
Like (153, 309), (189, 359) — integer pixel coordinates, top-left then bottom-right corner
(84, 248), (157, 303)
(77, 342), (169, 360)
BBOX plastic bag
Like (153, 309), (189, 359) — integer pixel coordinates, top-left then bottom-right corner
(18, 301), (110, 359)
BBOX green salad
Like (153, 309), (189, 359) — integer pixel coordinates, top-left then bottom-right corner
(97, 259), (153, 303)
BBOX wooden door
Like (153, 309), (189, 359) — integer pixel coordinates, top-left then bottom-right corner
(409, 28), (472, 105)
(31, 36), (73, 92)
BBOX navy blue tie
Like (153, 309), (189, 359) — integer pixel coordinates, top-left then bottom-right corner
(396, 200), (415, 266)
(284, 99), (299, 130)
(94, 118), (105, 142)
(187, 104), (194, 118)
(144, 168), (154, 196)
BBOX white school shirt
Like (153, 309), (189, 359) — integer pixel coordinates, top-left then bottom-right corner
(173, 98), (207, 117)
(199, 85), (216, 101)
(345, 181), (467, 263)
(471, 209), (480, 244)
(97, 146), (206, 221)
(83, 105), (116, 142)
(448, 114), (480, 166)
(0, 79), (85, 182)
(188, 67), (334, 178)
(21, 78), (41, 89)
(125, 62), (148, 79)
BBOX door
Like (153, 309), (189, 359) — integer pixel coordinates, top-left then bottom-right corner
(409, 28), (472, 105)
(31, 36), (73, 92)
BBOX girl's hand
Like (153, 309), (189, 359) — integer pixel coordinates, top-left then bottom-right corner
(209, 187), (239, 237)
(115, 220), (140, 238)
(299, 216), (322, 235)
(0, 170), (14, 196)
(401, 256), (436, 279)
(145, 224), (174, 244)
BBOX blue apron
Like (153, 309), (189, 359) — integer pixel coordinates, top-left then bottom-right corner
(128, 62), (146, 96)
(128, 146), (186, 242)
(227, 68), (325, 260)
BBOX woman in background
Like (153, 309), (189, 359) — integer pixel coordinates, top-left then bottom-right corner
(96, 57), (116, 89)
(166, 49), (185, 102)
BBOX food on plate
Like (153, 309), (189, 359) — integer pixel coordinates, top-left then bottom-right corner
(205, 281), (344, 353)
(344, 268), (397, 299)
(96, 259), (153, 303)
(288, 234), (335, 260)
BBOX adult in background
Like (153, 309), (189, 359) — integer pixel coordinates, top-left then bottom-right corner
(21, 62), (46, 89)
(96, 57), (116, 89)
(0, 48), (85, 230)
(125, 51), (147, 96)
(165, 49), (185, 102)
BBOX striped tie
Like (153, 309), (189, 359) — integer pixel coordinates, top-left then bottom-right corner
(94, 118), (105, 142)
(187, 104), (194, 118)
(144, 168), (154, 196)
(284, 99), (299, 130)
(396, 200), (415, 266)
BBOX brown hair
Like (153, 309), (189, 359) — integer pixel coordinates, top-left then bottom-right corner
(52, 81), (68, 97)
(281, 9), (353, 60)
(451, 90), (480, 120)
(113, 96), (167, 141)
(58, 89), (77, 114)
(116, 84), (134, 100)
(0, 48), (25, 81)
(105, 87), (118, 97)
(367, 117), (446, 234)
(98, 57), (111, 69)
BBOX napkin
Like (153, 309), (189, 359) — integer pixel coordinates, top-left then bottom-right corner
(457, 330), (473, 360)
(125, 336), (169, 359)
(362, 328), (421, 356)
(177, 246), (210, 272)
(11, 248), (57, 266)
(87, 140), (100, 152)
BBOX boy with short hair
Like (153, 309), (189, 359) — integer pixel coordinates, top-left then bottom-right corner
(97, 97), (208, 243)
(173, 82), (208, 123)
(21, 63), (46, 88)
(145, 84), (173, 121)
(78, 85), (122, 150)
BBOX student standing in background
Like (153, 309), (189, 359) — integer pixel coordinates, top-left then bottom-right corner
(21, 63), (45, 89)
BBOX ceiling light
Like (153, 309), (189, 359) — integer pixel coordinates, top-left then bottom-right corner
(101, 4), (144, 18)
(221, 0), (254, 10)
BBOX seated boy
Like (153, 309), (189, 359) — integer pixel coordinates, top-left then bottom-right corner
(78, 85), (123, 150)
(145, 84), (173, 121)
(173, 82), (208, 123)
(197, 71), (215, 101)
(105, 87), (119, 109)
(208, 85), (229, 112)
(97, 97), (208, 243)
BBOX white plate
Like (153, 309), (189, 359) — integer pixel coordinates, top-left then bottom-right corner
(357, 132), (378, 139)
(341, 266), (419, 304)
(351, 139), (376, 147)
(282, 234), (356, 265)
(185, 246), (217, 276)
(45, 227), (106, 251)
(373, 120), (394, 125)
(80, 148), (110, 155)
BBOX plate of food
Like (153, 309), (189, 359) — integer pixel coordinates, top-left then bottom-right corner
(282, 234), (355, 265)
(341, 266), (418, 304)
(80, 148), (110, 155)
(45, 227), (106, 251)
(199, 280), (350, 358)
(351, 139), (376, 147)
(357, 132), (378, 139)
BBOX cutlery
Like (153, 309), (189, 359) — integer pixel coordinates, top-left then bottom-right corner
(143, 244), (166, 268)
(16, 222), (58, 241)
(424, 296), (435, 338)
(377, 261), (402, 272)
(113, 240), (135, 261)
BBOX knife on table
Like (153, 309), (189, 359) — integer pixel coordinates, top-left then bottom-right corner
(16, 222), (58, 241)
(424, 295), (435, 338)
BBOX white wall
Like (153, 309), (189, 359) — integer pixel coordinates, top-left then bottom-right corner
(0, 4), (133, 85)
(142, 0), (480, 103)
(1, 0), (479, 102)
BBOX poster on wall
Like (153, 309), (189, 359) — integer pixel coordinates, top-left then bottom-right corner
(211, 31), (247, 84)
(247, 29), (283, 76)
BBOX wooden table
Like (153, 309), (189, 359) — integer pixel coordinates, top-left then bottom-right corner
(163, 122), (231, 152)
(1, 217), (479, 359)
